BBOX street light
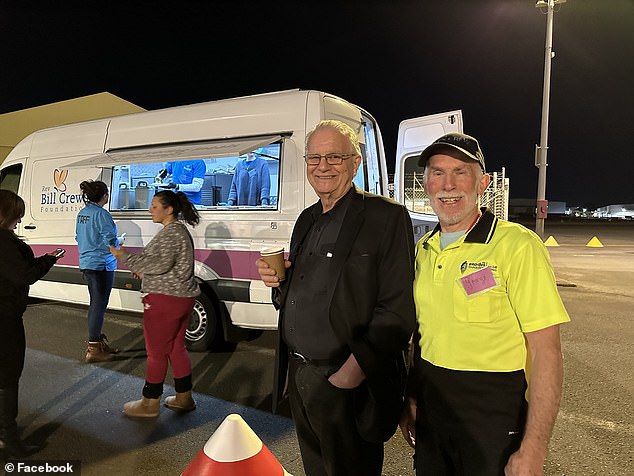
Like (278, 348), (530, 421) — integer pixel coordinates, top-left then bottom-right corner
(534, 0), (566, 237)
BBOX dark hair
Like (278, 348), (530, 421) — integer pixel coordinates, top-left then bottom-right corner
(154, 190), (200, 227)
(0, 189), (26, 230)
(79, 180), (109, 204)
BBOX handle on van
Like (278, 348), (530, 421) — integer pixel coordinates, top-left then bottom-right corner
(24, 225), (36, 230)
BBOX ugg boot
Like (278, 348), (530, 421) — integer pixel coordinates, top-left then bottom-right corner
(164, 391), (196, 412)
(85, 341), (114, 363)
(123, 397), (160, 418)
(0, 387), (40, 457)
(99, 334), (120, 354)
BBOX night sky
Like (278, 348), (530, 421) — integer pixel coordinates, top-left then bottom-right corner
(1, 0), (632, 208)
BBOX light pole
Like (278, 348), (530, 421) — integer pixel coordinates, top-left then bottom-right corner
(534, 0), (566, 237)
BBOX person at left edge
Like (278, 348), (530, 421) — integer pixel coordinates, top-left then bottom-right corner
(156, 159), (206, 205)
(256, 120), (416, 475)
(75, 180), (121, 363)
(0, 190), (61, 457)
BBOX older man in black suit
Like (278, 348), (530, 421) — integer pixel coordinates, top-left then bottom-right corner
(256, 120), (415, 476)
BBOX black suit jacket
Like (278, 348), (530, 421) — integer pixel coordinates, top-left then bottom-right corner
(272, 187), (416, 442)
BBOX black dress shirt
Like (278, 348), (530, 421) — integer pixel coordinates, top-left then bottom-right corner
(282, 187), (355, 360)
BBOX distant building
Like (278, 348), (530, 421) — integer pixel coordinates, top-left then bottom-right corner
(509, 198), (566, 218)
(0, 93), (145, 165)
(594, 204), (634, 220)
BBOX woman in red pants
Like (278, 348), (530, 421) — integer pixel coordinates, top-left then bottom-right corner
(110, 190), (200, 418)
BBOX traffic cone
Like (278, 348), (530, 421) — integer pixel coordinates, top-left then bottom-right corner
(586, 236), (604, 247)
(181, 413), (292, 476)
(544, 235), (560, 247)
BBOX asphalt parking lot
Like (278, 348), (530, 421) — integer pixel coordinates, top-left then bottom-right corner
(537, 222), (634, 475)
(4, 220), (633, 475)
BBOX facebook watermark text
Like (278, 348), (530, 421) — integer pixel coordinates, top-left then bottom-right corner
(4, 461), (81, 474)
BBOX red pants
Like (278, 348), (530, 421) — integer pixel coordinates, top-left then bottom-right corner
(142, 294), (195, 384)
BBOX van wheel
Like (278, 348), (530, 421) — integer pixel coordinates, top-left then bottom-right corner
(186, 293), (222, 352)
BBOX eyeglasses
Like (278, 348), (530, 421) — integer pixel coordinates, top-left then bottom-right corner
(304, 153), (357, 166)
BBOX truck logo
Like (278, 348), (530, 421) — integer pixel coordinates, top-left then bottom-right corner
(40, 168), (81, 213)
(54, 169), (68, 192)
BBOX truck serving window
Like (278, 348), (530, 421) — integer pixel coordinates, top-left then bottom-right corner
(109, 141), (281, 211)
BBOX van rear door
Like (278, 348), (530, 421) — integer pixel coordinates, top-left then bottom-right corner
(394, 111), (464, 240)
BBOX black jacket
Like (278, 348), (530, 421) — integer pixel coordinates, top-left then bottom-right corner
(0, 229), (57, 321)
(272, 187), (416, 442)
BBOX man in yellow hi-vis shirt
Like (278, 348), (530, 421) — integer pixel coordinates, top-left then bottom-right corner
(399, 133), (570, 476)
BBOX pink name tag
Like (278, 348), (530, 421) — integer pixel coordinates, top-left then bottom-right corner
(459, 266), (498, 296)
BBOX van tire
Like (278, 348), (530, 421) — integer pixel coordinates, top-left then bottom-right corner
(186, 293), (223, 352)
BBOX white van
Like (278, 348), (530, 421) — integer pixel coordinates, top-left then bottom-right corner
(0, 89), (463, 351)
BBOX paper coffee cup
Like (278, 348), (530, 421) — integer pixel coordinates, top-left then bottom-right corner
(260, 246), (286, 281)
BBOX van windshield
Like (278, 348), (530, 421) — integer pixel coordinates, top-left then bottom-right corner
(110, 142), (281, 210)
(0, 163), (23, 194)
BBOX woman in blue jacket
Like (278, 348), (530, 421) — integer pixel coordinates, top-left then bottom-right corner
(75, 180), (120, 362)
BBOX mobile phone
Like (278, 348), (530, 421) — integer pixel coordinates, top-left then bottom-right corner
(54, 248), (66, 258)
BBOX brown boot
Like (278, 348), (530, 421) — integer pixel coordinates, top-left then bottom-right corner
(99, 334), (119, 354)
(85, 341), (114, 363)
(123, 397), (160, 418)
(164, 391), (196, 412)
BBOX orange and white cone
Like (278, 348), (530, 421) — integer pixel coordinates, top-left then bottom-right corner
(182, 413), (292, 475)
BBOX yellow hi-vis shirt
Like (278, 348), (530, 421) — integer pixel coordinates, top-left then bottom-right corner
(414, 209), (570, 372)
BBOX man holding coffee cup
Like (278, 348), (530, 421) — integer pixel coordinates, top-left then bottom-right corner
(256, 120), (415, 475)
(259, 247), (285, 282)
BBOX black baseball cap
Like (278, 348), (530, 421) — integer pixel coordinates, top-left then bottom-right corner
(418, 133), (486, 172)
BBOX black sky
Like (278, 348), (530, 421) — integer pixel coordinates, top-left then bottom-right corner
(1, 0), (632, 208)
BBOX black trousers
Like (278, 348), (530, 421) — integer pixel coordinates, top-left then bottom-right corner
(0, 317), (26, 440)
(288, 358), (383, 476)
(0, 318), (26, 388)
(414, 358), (527, 476)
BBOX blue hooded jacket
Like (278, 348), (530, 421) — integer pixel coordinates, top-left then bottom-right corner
(75, 202), (118, 271)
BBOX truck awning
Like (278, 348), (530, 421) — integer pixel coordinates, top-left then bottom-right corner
(65, 135), (283, 168)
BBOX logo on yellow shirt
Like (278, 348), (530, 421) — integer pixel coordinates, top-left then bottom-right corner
(460, 261), (498, 274)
